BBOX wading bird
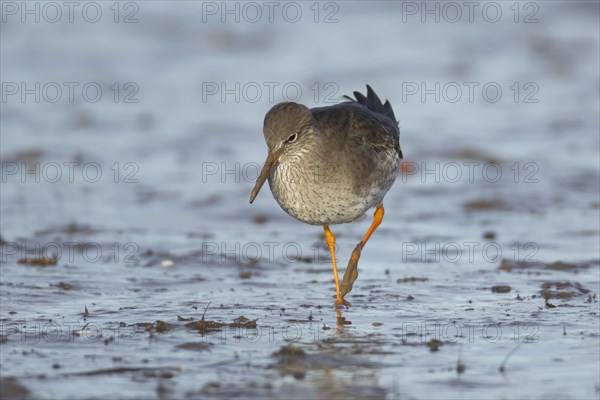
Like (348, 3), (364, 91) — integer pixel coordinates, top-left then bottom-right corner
(250, 85), (402, 306)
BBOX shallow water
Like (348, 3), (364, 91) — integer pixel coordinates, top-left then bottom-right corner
(1, 2), (599, 399)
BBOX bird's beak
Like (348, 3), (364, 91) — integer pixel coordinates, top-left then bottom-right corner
(249, 149), (281, 204)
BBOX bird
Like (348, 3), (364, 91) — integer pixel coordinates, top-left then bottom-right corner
(249, 85), (402, 306)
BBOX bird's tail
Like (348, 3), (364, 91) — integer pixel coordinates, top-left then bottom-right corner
(343, 85), (398, 126)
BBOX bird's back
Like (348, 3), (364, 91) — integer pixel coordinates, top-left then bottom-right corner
(311, 85), (402, 160)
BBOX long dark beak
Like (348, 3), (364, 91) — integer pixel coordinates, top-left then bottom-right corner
(249, 150), (281, 204)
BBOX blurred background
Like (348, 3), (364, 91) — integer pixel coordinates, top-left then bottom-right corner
(1, 2), (599, 399)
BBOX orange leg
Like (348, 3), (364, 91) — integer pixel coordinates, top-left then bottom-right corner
(324, 205), (385, 307)
(361, 204), (384, 247)
(324, 225), (346, 306)
(348, 204), (384, 265)
(346, 205), (385, 281)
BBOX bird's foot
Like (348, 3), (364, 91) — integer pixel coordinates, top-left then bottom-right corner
(335, 297), (350, 308)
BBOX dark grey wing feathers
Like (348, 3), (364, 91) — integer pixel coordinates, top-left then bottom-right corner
(383, 100), (397, 124)
(343, 85), (402, 159)
(313, 85), (403, 159)
(366, 85), (385, 114)
(345, 84), (398, 127)
(352, 91), (368, 106)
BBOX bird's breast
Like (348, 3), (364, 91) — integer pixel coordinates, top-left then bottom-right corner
(267, 153), (397, 225)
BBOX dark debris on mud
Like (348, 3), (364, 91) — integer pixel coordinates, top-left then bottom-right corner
(499, 258), (597, 273)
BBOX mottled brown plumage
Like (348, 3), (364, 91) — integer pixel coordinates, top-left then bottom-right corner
(250, 85), (402, 225)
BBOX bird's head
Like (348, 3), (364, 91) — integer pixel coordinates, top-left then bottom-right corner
(249, 102), (318, 203)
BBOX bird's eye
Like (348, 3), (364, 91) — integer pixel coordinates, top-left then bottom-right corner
(287, 133), (298, 143)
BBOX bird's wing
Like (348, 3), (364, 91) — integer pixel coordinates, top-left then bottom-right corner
(312, 85), (402, 159)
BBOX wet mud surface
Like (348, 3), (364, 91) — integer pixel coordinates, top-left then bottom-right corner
(1, 2), (599, 399)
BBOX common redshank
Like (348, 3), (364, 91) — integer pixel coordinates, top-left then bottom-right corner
(249, 85), (402, 306)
